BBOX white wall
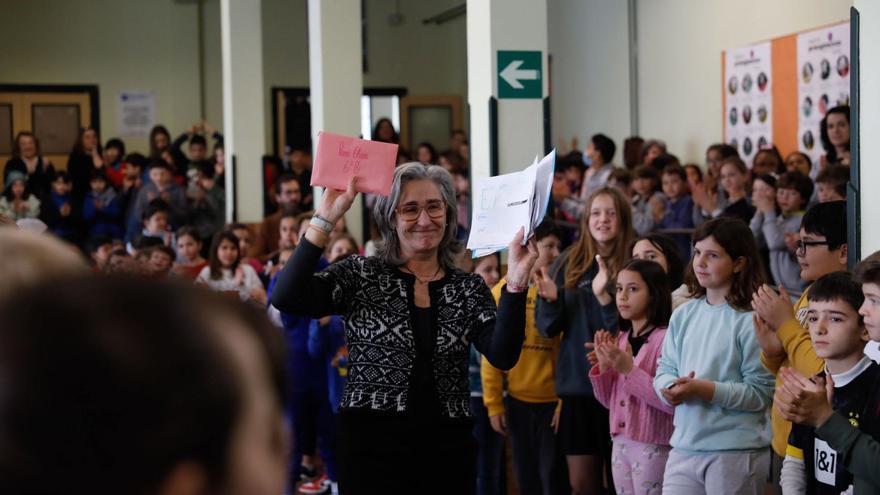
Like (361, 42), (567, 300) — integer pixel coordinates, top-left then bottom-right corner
(362, 0), (468, 96)
(258, 0), (467, 150)
(1, 0), (468, 156)
(854, 0), (880, 255)
(548, 0), (631, 157)
(2, 0), (855, 167)
(637, 0), (852, 163)
(0, 0), (204, 153)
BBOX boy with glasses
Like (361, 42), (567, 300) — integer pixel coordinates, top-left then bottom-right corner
(751, 200), (848, 492)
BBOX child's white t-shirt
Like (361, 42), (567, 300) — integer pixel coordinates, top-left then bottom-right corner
(196, 264), (262, 301)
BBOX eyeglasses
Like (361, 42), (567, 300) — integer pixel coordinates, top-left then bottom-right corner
(396, 200), (446, 221)
(796, 239), (830, 256)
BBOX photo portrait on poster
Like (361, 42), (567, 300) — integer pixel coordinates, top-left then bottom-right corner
(797, 22), (850, 176)
(724, 41), (772, 168)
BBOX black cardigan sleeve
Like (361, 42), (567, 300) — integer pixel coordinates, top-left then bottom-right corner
(269, 237), (344, 317)
(470, 279), (527, 371)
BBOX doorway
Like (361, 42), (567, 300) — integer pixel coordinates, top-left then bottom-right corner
(0, 85), (99, 188)
(272, 87), (408, 158)
(399, 95), (463, 153)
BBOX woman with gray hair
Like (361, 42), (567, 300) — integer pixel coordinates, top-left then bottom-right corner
(271, 162), (538, 493)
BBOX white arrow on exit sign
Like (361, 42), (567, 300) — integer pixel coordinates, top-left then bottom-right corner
(500, 60), (539, 89)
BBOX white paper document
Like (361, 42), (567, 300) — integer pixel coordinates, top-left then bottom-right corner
(467, 150), (556, 257)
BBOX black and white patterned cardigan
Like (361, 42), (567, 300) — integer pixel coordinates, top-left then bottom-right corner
(270, 239), (527, 419)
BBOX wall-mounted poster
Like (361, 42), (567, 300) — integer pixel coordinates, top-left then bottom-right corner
(117, 90), (156, 138)
(797, 22), (849, 176)
(724, 42), (772, 168)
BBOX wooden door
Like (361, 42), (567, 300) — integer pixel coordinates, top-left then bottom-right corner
(399, 95), (463, 153)
(0, 89), (93, 189)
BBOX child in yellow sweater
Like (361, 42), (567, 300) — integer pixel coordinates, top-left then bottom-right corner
(481, 219), (565, 495)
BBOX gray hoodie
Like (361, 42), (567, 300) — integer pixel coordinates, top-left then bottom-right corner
(750, 209), (806, 293)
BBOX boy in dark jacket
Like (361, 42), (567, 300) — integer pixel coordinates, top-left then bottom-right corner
(82, 170), (123, 240)
(657, 164), (695, 258)
(39, 171), (80, 244)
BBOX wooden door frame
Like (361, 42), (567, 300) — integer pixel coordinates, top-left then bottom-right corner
(271, 86), (408, 157)
(0, 84), (100, 134)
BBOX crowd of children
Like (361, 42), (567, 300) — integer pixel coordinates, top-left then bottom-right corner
(7, 104), (880, 495)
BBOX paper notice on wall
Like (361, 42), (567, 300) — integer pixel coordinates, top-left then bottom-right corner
(797, 22), (850, 176)
(117, 90), (155, 138)
(724, 41), (772, 168)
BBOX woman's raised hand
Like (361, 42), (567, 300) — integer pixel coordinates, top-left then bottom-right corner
(506, 227), (539, 288)
(317, 176), (359, 224)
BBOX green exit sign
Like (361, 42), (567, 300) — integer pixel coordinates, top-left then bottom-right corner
(497, 50), (543, 99)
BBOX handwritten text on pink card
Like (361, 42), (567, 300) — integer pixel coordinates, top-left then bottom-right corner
(311, 132), (399, 196)
(337, 142), (369, 174)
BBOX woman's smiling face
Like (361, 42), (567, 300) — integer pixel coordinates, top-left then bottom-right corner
(395, 179), (447, 257)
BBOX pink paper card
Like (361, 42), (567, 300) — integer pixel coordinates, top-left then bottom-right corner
(311, 131), (399, 196)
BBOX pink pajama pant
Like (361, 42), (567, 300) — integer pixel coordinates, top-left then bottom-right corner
(611, 436), (671, 495)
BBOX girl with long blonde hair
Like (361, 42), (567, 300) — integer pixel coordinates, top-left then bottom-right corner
(535, 187), (635, 494)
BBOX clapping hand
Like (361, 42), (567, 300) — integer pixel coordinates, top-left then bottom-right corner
(600, 337), (634, 375)
(91, 146), (104, 168)
(751, 284), (795, 331)
(752, 186), (776, 213)
(775, 367), (835, 427)
(534, 267), (558, 302)
(752, 313), (784, 359)
(584, 329), (614, 372)
(234, 266), (246, 286)
(692, 182), (718, 213)
(591, 255), (612, 305)
(649, 194), (665, 222)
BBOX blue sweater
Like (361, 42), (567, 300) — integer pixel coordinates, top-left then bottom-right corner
(268, 275), (328, 394)
(653, 297), (774, 453)
(659, 194), (695, 259)
(82, 189), (124, 239)
(307, 316), (347, 413)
